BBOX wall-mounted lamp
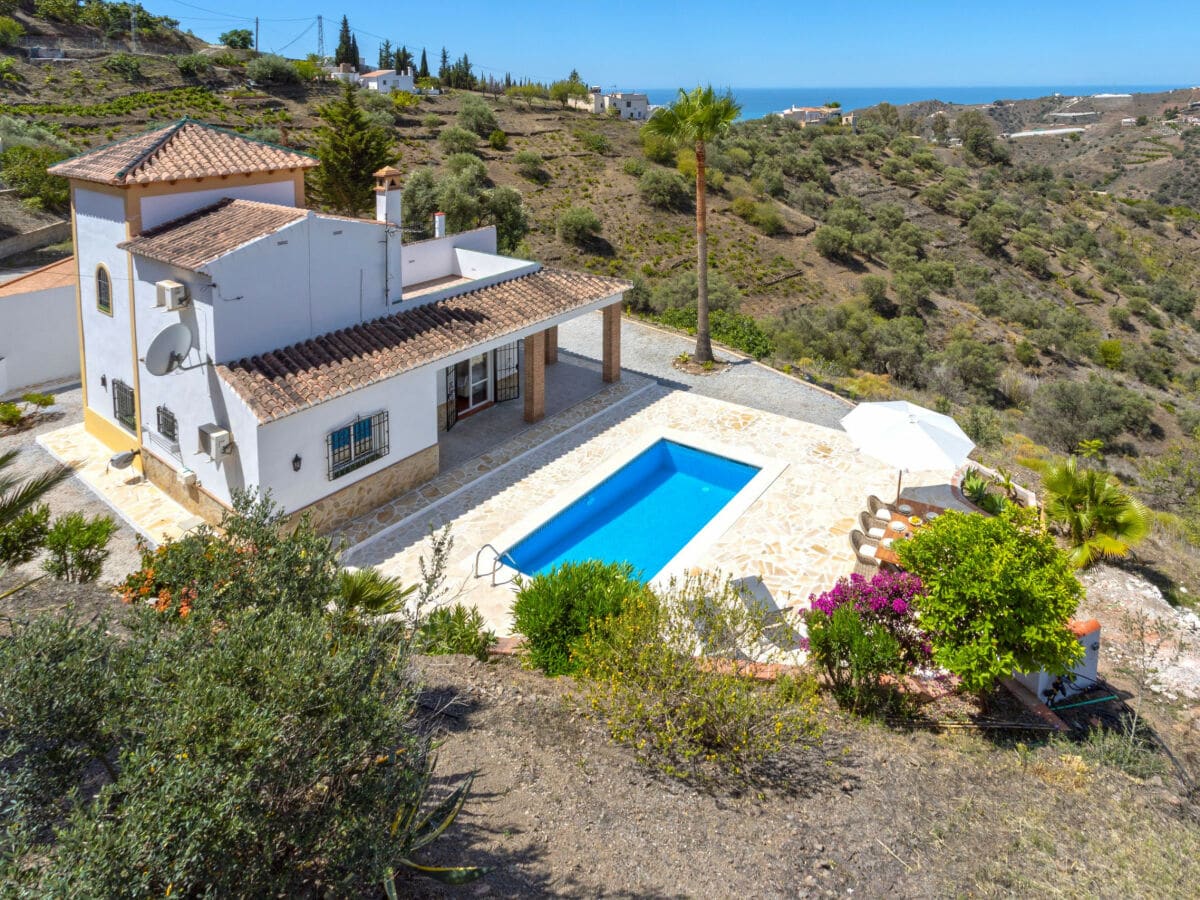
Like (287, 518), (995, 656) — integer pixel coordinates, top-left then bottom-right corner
(100, 374), (107, 388)
(292, 454), (302, 472)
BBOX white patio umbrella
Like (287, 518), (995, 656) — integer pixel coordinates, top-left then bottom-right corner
(840, 401), (975, 501)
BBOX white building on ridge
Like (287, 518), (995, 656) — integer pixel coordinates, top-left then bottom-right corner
(49, 120), (627, 532)
(360, 68), (416, 93)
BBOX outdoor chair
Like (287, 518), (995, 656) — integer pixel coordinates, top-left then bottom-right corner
(859, 511), (887, 540)
(867, 494), (893, 523)
(850, 529), (881, 567)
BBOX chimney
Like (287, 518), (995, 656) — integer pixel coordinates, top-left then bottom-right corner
(434, 211), (446, 238)
(373, 167), (403, 303)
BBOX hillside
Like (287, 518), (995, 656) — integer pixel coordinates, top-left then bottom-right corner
(1, 14), (1199, 594)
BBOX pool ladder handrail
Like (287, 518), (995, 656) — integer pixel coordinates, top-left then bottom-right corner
(474, 543), (519, 587)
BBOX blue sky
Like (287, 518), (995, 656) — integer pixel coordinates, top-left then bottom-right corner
(156, 0), (1198, 88)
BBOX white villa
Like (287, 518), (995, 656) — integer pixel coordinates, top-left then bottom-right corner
(360, 68), (416, 94)
(778, 105), (843, 127)
(570, 88), (651, 120)
(49, 120), (627, 532)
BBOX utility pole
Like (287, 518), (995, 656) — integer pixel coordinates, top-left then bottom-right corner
(316, 15), (324, 60)
(254, 17), (259, 53)
(130, 4), (137, 53)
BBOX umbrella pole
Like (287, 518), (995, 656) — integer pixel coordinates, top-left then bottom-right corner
(895, 469), (904, 505)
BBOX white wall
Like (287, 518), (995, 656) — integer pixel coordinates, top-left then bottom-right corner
(140, 178), (296, 231)
(0, 284), (78, 396)
(202, 214), (389, 362)
(255, 366), (438, 512)
(131, 254), (260, 505)
(75, 186), (136, 429)
(401, 227), (498, 288)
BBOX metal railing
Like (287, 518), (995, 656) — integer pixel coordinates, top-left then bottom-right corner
(473, 543), (519, 587)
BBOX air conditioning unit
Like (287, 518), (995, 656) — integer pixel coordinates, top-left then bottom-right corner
(177, 468), (197, 486)
(198, 424), (231, 458)
(155, 280), (189, 311)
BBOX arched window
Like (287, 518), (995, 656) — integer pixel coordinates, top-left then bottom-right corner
(96, 266), (112, 314)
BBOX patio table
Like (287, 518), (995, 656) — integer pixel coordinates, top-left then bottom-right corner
(873, 503), (947, 567)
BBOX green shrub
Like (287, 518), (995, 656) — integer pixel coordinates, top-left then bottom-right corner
(732, 196), (785, 235)
(174, 53), (213, 78)
(1108, 306), (1132, 330)
(101, 52), (142, 81)
(622, 156), (646, 177)
(0, 144), (70, 211)
(0, 605), (481, 894)
(421, 112), (443, 129)
(575, 572), (821, 782)
(457, 94), (498, 137)
(418, 603), (498, 661)
(1027, 375), (1154, 452)
(0, 400), (21, 427)
(487, 128), (508, 150)
(557, 205), (602, 246)
(638, 168), (691, 210)
(118, 492), (339, 619)
(445, 151), (487, 187)
(896, 509), (1084, 692)
(219, 27), (253, 49)
(640, 128), (674, 164)
(0, 14), (23, 48)
(42, 512), (115, 582)
(438, 125), (478, 155)
(511, 560), (645, 675)
(813, 224), (855, 260)
(806, 604), (904, 712)
(1096, 338), (1124, 370)
(575, 129), (610, 154)
(513, 149), (545, 181)
(246, 53), (299, 85)
(963, 405), (1004, 448)
(0, 503), (49, 568)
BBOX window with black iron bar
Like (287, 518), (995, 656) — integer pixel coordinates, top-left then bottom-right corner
(112, 379), (135, 432)
(156, 405), (178, 443)
(326, 410), (389, 480)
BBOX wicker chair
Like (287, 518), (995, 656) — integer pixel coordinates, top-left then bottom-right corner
(850, 529), (881, 568)
(867, 494), (893, 523)
(859, 511), (887, 541)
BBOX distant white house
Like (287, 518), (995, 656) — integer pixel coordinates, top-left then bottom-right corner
(569, 88), (650, 120)
(0, 257), (79, 397)
(1121, 116), (1137, 127)
(328, 63), (360, 85)
(360, 68), (415, 94)
(778, 105), (842, 127)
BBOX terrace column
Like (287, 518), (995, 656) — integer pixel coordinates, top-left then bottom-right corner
(602, 302), (621, 383)
(524, 332), (545, 423)
(544, 325), (558, 365)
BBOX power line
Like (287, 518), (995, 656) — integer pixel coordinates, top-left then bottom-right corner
(274, 19), (316, 54)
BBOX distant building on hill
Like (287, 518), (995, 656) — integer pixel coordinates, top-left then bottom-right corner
(1048, 110), (1098, 123)
(777, 105), (843, 127)
(360, 68), (415, 94)
(569, 88), (651, 120)
(1121, 117), (1137, 127)
(328, 63), (360, 85)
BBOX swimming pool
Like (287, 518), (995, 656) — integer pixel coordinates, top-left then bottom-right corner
(502, 439), (761, 579)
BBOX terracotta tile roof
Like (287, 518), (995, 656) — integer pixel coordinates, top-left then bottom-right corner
(119, 198), (307, 270)
(0, 257), (76, 298)
(218, 267), (630, 422)
(47, 119), (318, 186)
(361, 69), (394, 78)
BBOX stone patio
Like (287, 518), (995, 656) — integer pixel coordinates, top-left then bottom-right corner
(344, 386), (967, 636)
(37, 423), (200, 544)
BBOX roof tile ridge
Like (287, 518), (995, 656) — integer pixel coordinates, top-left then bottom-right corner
(116, 118), (189, 183)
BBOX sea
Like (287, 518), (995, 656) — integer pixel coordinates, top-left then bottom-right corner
(639, 85), (1183, 121)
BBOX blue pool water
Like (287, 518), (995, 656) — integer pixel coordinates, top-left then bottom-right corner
(504, 440), (759, 579)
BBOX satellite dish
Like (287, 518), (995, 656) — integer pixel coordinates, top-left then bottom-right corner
(145, 323), (194, 376)
(109, 449), (139, 470)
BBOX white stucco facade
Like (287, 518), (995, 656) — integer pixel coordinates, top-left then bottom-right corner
(361, 68), (415, 94)
(0, 269), (78, 397)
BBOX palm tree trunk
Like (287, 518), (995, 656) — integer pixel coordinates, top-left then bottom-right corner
(693, 139), (713, 363)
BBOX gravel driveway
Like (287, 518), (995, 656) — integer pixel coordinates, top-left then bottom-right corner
(557, 313), (852, 429)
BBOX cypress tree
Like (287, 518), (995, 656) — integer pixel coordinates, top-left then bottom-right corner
(349, 34), (360, 68)
(418, 48), (429, 79)
(308, 82), (395, 216)
(334, 16), (353, 66)
(377, 40), (391, 70)
(438, 47), (449, 82)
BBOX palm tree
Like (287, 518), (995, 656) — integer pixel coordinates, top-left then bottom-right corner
(1042, 457), (1151, 569)
(645, 86), (741, 363)
(331, 567), (416, 636)
(0, 448), (69, 530)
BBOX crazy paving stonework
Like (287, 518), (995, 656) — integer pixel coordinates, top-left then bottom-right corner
(343, 386), (969, 637)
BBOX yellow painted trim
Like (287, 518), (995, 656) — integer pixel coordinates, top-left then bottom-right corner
(84, 407), (141, 471)
(95, 263), (114, 316)
(70, 187), (87, 408)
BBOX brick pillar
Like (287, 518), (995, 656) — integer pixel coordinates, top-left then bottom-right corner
(524, 332), (545, 423)
(544, 325), (558, 365)
(602, 302), (621, 383)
